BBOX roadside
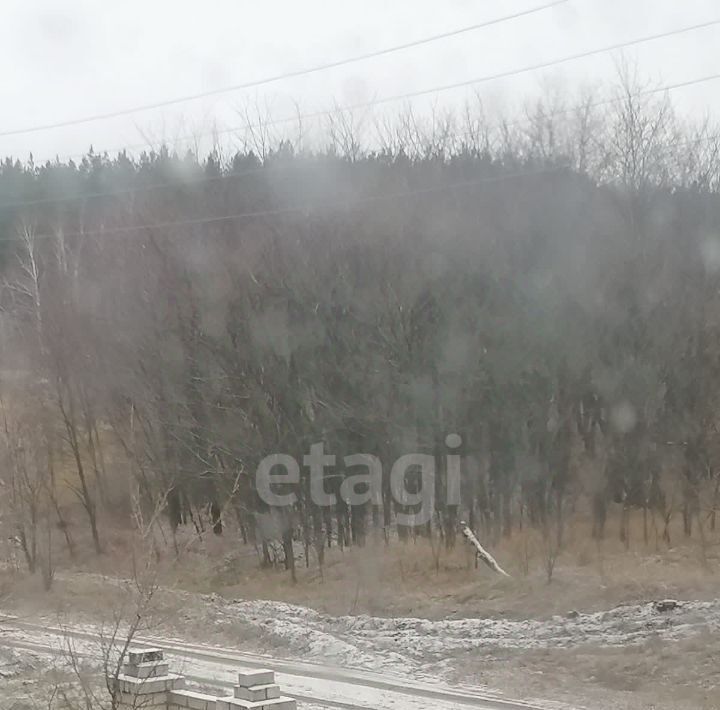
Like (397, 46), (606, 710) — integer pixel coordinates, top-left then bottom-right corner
(2, 567), (719, 709)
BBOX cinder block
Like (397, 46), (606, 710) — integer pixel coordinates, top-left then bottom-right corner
(136, 676), (167, 694)
(237, 669), (275, 688)
(128, 647), (164, 666)
(234, 684), (280, 702)
(118, 689), (168, 707)
(268, 700), (296, 710)
(176, 690), (217, 710)
(124, 661), (170, 679)
(174, 690), (214, 702)
(217, 695), (296, 710)
(168, 691), (190, 707)
(261, 698), (295, 710)
(117, 672), (185, 694)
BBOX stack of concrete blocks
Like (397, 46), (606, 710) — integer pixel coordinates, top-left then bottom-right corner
(216, 669), (296, 710)
(116, 648), (186, 708)
(167, 687), (220, 710)
(114, 648), (296, 710)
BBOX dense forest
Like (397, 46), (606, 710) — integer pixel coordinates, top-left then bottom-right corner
(3, 75), (720, 584)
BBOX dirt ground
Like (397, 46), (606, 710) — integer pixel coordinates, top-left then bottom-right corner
(2, 514), (719, 710)
(0, 647), (85, 710)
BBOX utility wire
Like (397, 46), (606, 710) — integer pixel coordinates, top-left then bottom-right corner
(0, 165), (572, 242)
(0, 0), (568, 138)
(458, 72), (720, 140)
(2, 71), (719, 213)
(32, 19), (720, 165)
(314, 19), (720, 116)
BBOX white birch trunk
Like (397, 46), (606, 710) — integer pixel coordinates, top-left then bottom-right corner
(460, 521), (511, 577)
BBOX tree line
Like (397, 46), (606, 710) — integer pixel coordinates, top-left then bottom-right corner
(2, 73), (720, 584)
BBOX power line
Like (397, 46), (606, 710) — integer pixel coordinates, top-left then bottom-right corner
(292, 20), (720, 145)
(2, 71), (719, 213)
(0, 165), (572, 243)
(324, 19), (720, 114)
(0, 0), (568, 139)
(464, 73), (720, 134)
(37, 19), (720, 165)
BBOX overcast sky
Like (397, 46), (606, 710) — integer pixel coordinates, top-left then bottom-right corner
(1, 0), (719, 162)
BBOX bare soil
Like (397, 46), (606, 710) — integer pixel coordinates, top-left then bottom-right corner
(2, 513), (719, 710)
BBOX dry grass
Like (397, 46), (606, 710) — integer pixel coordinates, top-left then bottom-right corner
(145, 510), (719, 621)
(5, 501), (718, 623)
(3, 510), (719, 710)
(465, 633), (720, 710)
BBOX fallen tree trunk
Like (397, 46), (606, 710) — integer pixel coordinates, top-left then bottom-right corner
(460, 521), (511, 577)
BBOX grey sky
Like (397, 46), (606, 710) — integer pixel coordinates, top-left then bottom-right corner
(1, 0), (719, 162)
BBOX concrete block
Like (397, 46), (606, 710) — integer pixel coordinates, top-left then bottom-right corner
(237, 669), (275, 688)
(234, 684), (280, 702)
(268, 700), (296, 710)
(217, 695), (296, 710)
(168, 691), (190, 707)
(128, 647), (164, 666)
(117, 672), (185, 694)
(175, 689), (217, 710)
(124, 660), (170, 679)
(116, 653), (293, 710)
(131, 675), (166, 694)
(265, 686), (280, 700)
(118, 690), (168, 707)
